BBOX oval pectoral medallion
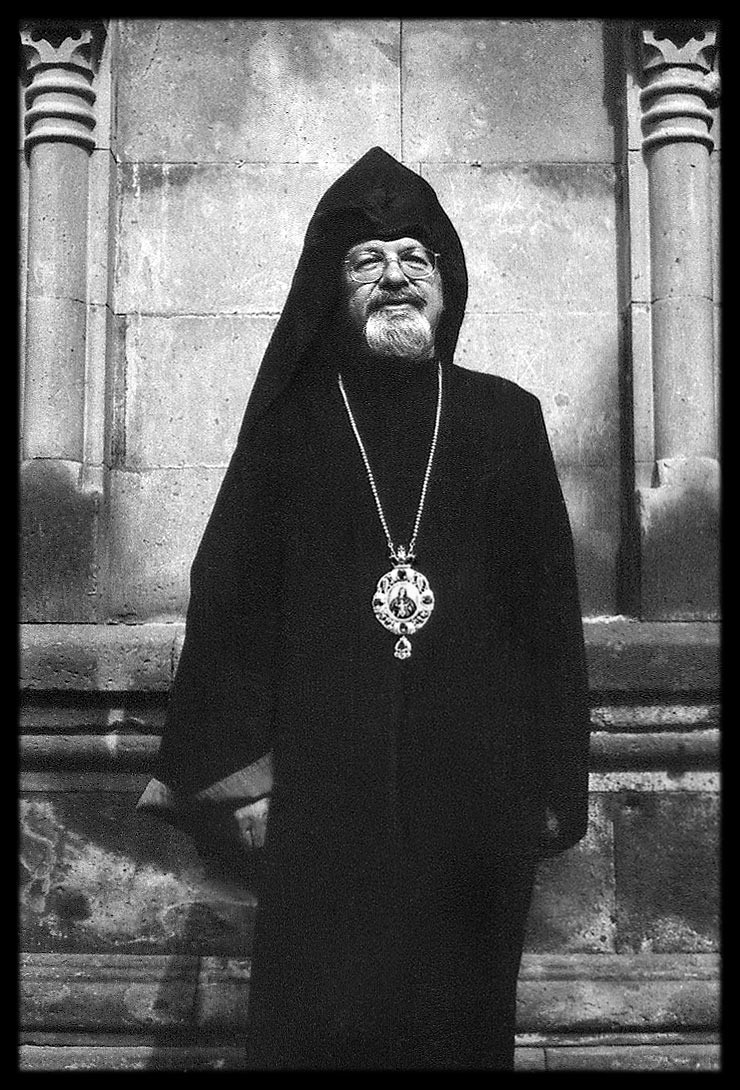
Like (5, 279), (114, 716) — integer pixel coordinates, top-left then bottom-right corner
(372, 565), (435, 659)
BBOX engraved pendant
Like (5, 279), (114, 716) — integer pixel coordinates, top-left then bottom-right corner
(372, 554), (435, 659)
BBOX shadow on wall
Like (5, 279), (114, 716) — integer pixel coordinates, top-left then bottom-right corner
(20, 459), (101, 623)
(140, 833), (263, 1070)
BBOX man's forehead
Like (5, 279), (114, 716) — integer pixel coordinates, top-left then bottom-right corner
(346, 236), (427, 256)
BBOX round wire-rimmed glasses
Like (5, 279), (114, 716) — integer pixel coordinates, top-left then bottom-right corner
(344, 248), (441, 284)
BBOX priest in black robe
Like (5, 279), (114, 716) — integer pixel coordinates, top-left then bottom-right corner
(137, 147), (591, 1070)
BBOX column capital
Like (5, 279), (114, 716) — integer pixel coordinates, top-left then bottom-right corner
(20, 20), (107, 73)
(638, 21), (718, 76)
(20, 20), (108, 157)
(634, 22), (720, 154)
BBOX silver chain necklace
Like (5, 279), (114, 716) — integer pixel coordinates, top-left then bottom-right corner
(338, 362), (442, 659)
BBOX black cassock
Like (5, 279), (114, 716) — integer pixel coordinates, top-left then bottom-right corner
(137, 149), (591, 1070)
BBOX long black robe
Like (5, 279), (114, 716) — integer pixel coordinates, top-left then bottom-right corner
(137, 148), (591, 1070)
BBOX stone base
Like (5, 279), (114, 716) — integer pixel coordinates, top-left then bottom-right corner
(19, 1033), (720, 1072)
(20, 460), (101, 622)
(19, 622), (720, 1071)
(637, 457), (720, 620)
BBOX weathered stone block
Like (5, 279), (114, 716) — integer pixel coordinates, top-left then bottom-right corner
(648, 145), (712, 302)
(19, 951), (718, 1038)
(19, 1044), (247, 1072)
(197, 958), (251, 1032)
(26, 144), (89, 299)
(544, 1043), (720, 1071)
(517, 953), (719, 1033)
(628, 302), (654, 479)
(19, 619), (720, 696)
(19, 693), (168, 734)
(651, 298), (717, 459)
(584, 620), (720, 694)
(84, 303), (113, 470)
(21, 460), (100, 623)
(637, 461), (720, 621)
(16, 1038), (721, 1073)
(526, 796), (615, 953)
(121, 314), (275, 468)
(626, 150), (651, 304)
(560, 466), (620, 618)
(455, 310), (620, 466)
(20, 953), (201, 1032)
(106, 467), (225, 621)
(115, 161), (344, 316)
(22, 297), (88, 459)
(115, 19), (400, 163)
(515, 1047), (546, 1071)
(20, 624), (177, 692)
(613, 792), (719, 953)
(21, 734), (160, 771)
(590, 729), (719, 770)
(423, 163), (618, 314)
(19, 792), (256, 956)
(590, 771), (718, 795)
(404, 20), (614, 163)
(87, 149), (117, 308)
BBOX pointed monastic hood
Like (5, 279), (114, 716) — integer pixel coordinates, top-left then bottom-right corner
(239, 147), (468, 437)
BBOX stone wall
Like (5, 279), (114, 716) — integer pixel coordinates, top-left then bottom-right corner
(19, 18), (720, 1071)
(19, 17), (625, 621)
(19, 620), (720, 1070)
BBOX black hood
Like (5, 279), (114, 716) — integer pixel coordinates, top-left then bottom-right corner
(239, 147), (468, 437)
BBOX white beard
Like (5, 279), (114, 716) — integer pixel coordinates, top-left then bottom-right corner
(364, 306), (435, 361)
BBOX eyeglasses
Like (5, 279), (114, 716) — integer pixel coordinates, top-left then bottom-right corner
(344, 247), (440, 284)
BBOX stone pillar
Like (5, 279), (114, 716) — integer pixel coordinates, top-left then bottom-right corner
(634, 21), (720, 620)
(21, 20), (106, 458)
(20, 21), (108, 621)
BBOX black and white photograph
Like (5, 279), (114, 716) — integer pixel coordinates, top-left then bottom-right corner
(19, 18), (720, 1072)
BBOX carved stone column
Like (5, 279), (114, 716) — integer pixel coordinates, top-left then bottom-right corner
(634, 21), (720, 619)
(20, 21), (108, 621)
(20, 20), (105, 458)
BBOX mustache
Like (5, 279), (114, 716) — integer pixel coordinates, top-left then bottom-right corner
(369, 289), (425, 312)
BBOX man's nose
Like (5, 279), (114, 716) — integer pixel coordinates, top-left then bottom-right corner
(377, 255), (410, 287)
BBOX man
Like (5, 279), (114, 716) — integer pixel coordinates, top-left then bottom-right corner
(137, 147), (591, 1070)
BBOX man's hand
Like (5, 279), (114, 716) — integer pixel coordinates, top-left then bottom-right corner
(234, 796), (270, 852)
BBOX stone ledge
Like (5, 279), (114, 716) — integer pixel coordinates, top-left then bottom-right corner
(17, 729), (721, 771)
(20, 770), (720, 794)
(20, 623), (180, 692)
(17, 1036), (721, 1072)
(19, 697), (721, 734)
(537, 1040), (720, 1072)
(20, 952), (719, 1036)
(583, 619), (720, 693)
(20, 620), (721, 694)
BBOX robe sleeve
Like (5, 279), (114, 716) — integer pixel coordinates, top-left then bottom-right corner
(136, 752), (273, 860)
(135, 405), (283, 857)
(520, 395), (591, 856)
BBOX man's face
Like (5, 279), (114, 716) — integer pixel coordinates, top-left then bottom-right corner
(342, 237), (444, 361)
